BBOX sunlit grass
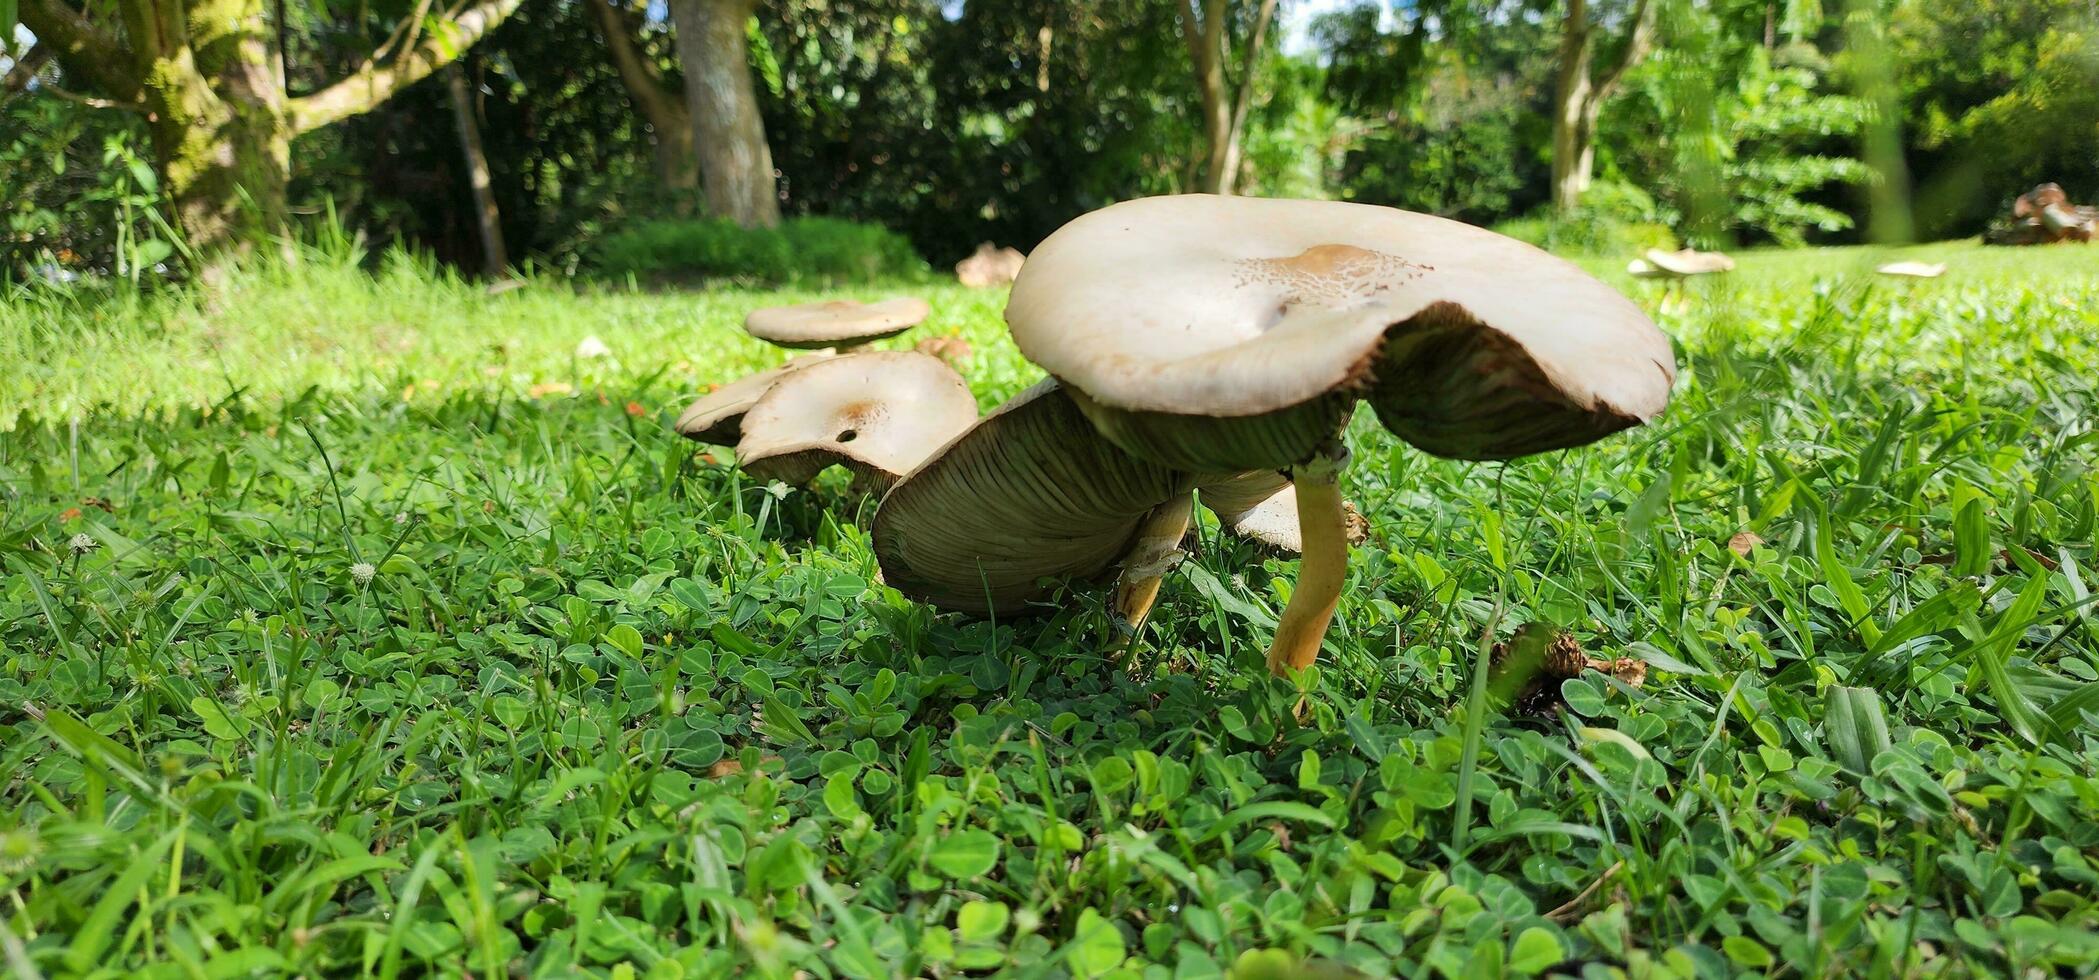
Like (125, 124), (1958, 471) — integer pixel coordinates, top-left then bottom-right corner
(3, 238), (2099, 975)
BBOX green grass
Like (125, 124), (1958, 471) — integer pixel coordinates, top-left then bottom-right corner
(4, 238), (2099, 977)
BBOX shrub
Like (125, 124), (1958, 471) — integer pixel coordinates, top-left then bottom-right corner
(591, 216), (925, 285)
(1493, 182), (1678, 256)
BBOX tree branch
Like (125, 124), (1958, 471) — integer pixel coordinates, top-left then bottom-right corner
(287, 0), (522, 134)
(1175, 0), (1209, 74)
(2, 43), (55, 98)
(1225, 0), (1278, 146)
(586, 0), (684, 132)
(1593, 0), (1660, 102)
(17, 0), (142, 100)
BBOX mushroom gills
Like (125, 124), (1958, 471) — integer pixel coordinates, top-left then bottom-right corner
(1369, 301), (1661, 461)
(675, 353), (835, 445)
(873, 381), (1200, 617)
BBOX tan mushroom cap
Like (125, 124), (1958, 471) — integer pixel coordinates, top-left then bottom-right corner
(744, 297), (931, 350)
(873, 380), (1199, 616)
(734, 351), (977, 489)
(1006, 195), (1675, 471)
(675, 353), (834, 445)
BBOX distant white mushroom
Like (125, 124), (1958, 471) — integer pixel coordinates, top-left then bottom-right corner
(1876, 261), (1946, 279)
(1630, 248), (1735, 277)
(744, 298), (930, 353)
(955, 243), (1026, 288)
(575, 335), (613, 359)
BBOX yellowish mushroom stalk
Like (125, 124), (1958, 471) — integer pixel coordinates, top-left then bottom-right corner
(1110, 492), (1195, 640)
(1264, 450), (1349, 676)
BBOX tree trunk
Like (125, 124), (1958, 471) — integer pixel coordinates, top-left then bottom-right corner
(587, 0), (698, 193)
(1550, 3), (1597, 211)
(148, 90), (294, 255)
(1178, 0), (1276, 196)
(24, 0), (520, 258)
(446, 64), (509, 276)
(1180, 0), (1235, 195)
(1550, 0), (1659, 213)
(121, 0), (293, 253)
(669, 0), (780, 227)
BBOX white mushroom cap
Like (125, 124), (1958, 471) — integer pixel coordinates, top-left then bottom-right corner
(1876, 261), (1946, 279)
(674, 353), (834, 445)
(744, 298), (931, 350)
(734, 351), (977, 489)
(873, 380), (1199, 615)
(1006, 195), (1675, 470)
(1641, 248), (1735, 276)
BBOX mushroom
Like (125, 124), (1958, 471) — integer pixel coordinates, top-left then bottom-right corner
(744, 297), (931, 353)
(1004, 194), (1674, 676)
(734, 351), (978, 491)
(674, 353), (834, 445)
(956, 243), (1027, 288)
(1196, 470), (1369, 553)
(1633, 247), (1734, 277)
(1875, 261), (1946, 279)
(873, 380), (1202, 627)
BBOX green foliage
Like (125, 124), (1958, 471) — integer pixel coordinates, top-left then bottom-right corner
(6, 244), (2099, 975)
(590, 216), (926, 285)
(0, 99), (183, 283)
(1314, 3), (1554, 222)
(1893, 1), (2099, 238)
(1493, 182), (1680, 255)
(1620, 10), (1872, 247)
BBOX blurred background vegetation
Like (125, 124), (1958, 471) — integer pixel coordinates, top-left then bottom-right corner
(2, 0), (2093, 283)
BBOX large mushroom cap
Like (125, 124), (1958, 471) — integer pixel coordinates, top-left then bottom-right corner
(675, 354), (833, 444)
(1006, 195), (1675, 471)
(873, 380), (1197, 616)
(745, 298), (931, 350)
(735, 351), (977, 489)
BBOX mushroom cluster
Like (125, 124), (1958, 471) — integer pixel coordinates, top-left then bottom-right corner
(676, 297), (973, 490)
(873, 195), (1676, 676)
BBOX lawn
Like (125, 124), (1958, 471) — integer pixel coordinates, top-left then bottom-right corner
(3, 239), (2099, 977)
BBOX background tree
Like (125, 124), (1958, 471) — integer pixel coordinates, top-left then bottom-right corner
(1175, 0), (1282, 194)
(670, 0), (781, 227)
(588, 0), (697, 194)
(15, 0), (521, 255)
(1551, 0), (1661, 210)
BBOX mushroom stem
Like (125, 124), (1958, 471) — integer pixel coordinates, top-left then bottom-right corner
(1111, 492), (1196, 646)
(1264, 456), (1350, 677)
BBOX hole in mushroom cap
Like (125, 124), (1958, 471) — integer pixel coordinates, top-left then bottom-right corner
(1236, 244), (1432, 311)
(837, 428), (859, 443)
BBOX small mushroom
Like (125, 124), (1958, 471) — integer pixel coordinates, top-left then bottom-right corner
(873, 380), (1202, 626)
(1196, 470), (1369, 552)
(1634, 248), (1735, 277)
(674, 353), (834, 445)
(734, 351), (977, 491)
(1005, 195), (1673, 676)
(1875, 261), (1946, 279)
(955, 243), (1027, 288)
(744, 298), (931, 352)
